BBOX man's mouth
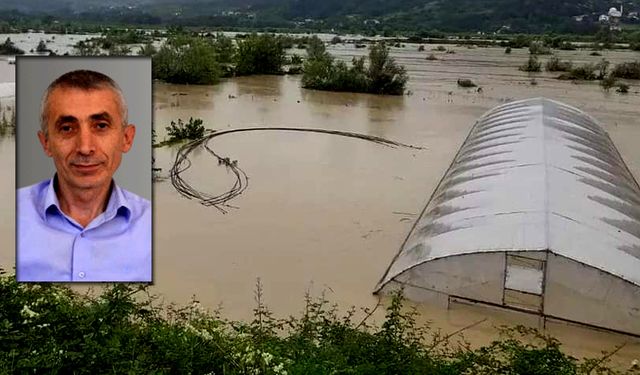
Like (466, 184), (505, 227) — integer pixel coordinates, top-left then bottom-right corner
(71, 163), (102, 173)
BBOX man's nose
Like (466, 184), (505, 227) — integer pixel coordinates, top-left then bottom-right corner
(76, 126), (96, 155)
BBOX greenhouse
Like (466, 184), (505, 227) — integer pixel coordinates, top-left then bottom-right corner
(375, 98), (640, 336)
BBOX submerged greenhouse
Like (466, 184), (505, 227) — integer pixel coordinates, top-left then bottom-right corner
(376, 98), (640, 336)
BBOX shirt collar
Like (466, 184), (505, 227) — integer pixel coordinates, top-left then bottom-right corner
(40, 175), (132, 224)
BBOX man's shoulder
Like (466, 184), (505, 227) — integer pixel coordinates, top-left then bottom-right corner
(116, 185), (151, 216)
(17, 179), (50, 206)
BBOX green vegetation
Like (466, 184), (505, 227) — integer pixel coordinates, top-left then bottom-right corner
(616, 83), (630, 93)
(152, 36), (222, 85)
(505, 47), (512, 54)
(600, 74), (618, 91)
(545, 56), (573, 72)
(519, 55), (542, 72)
(235, 34), (287, 76)
(302, 37), (408, 95)
(1, 270), (638, 374)
(0, 37), (24, 55)
(612, 61), (640, 80)
(35, 40), (50, 53)
(426, 53), (438, 61)
(529, 41), (552, 55)
(558, 59), (610, 81)
(72, 40), (101, 56)
(153, 117), (207, 147)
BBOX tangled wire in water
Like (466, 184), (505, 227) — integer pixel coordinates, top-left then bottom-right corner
(169, 127), (424, 213)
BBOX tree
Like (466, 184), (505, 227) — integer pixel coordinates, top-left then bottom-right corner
(234, 34), (286, 76)
(153, 37), (221, 85)
(36, 40), (49, 53)
(0, 38), (25, 55)
(367, 42), (408, 95)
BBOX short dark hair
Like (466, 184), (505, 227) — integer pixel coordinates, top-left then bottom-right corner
(40, 69), (128, 136)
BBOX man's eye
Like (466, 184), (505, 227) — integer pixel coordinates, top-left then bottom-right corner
(96, 123), (109, 130)
(60, 125), (72, 133)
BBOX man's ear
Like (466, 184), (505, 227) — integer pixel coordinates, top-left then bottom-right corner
(122, 124), (136, 153)
(37, 131), (53, 157)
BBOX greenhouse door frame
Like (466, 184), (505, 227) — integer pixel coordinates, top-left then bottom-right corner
(501, 252), (548, 315)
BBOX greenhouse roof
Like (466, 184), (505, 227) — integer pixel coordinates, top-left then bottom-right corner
(377, 98), (640, 290)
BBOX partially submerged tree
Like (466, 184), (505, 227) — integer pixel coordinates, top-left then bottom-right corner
(302, 36), (407, 95)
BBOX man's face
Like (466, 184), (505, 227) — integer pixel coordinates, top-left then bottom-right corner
(38, 87), (135, 192)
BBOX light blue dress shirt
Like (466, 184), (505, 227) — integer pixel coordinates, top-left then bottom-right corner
(16, 177), (152, 282)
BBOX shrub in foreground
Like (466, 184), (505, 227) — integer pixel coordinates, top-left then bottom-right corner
(1, 269), (637, 374)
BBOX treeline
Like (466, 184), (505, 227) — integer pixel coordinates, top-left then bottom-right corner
(74, 31), (408, 95)
(150, 33), (301, 85)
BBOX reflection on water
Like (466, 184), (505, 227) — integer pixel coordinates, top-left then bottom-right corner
(0, 39), (639, 365)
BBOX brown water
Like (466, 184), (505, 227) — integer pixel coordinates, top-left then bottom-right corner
(2, 42), (640, 366)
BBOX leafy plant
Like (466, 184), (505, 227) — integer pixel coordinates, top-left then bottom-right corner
(616, 83), (630, 94)
(545, 56), (572, 72)
(0, 37), (24, 55)
(520, 55), (542, 72)
(235, 33), (287, 76)
(0, 269), (637, 374)
(166, 117), (206, 142)
(612, 61), (640, 80)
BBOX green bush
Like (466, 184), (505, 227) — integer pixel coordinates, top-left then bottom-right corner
(505, 47), (512, 54)
(600, 74), (617, 91)
(166, 117), (206, 142)
(153, 36), (221, 84)
(235, 34), (287, 76)
(0, 37), (24, 55)
(0, 270), (634, 374)
(519, 55), (542, 72)
(616, 83), (630, 93)
(612, 61), (640, 80)
(302, 37), (407, 95)
(557, 62), (610, 81)
(137, 42), (157, 57)
(545, 56), (572, 72)
(529, 41), (551, 55)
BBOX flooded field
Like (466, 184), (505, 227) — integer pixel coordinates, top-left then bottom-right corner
(2, 37), (640, 365)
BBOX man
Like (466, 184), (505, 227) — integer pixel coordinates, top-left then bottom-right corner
(17, 69), (151, 282)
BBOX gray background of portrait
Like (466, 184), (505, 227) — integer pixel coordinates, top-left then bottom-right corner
(16, 57), (152, 200)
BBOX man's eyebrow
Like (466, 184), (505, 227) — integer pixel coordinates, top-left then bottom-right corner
(54, 115), (78, 127)
(90, 112), (114, 122)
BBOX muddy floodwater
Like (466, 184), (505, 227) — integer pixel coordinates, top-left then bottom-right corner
(2, 41), (640, 365)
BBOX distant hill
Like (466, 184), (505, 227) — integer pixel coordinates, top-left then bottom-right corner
(1, 0), (639, 33)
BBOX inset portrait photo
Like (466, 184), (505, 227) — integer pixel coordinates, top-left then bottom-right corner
(15, 57), (152, 282)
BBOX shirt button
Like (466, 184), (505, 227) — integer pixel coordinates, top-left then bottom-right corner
(78, 272), (86, 278)
(80, 233), (85, 238)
